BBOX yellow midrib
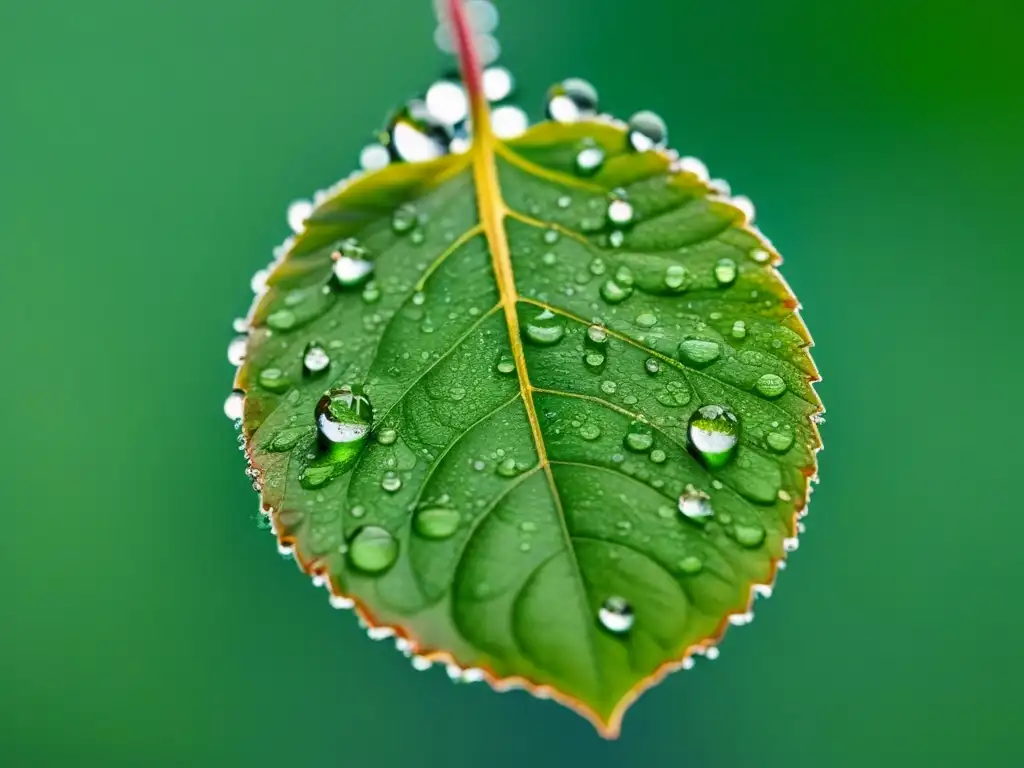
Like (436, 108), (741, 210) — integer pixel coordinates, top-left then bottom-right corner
(469, 126), (548, 466)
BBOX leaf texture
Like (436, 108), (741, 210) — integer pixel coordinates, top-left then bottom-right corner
(235, 117), (822, 735)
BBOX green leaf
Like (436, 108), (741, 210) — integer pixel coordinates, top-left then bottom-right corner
(231, 21), (821, 735)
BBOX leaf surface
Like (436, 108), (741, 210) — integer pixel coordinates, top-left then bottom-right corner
(235, 85), (822, 735)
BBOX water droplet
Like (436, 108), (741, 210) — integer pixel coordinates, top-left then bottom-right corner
(546, 78), (599, 123)
(557, 194), (572, 209)
(600, 380), (618, 395)
(598, 596), (634, 634)
(584, 351), (606, 370)
(287, 199), (313, 233)
(496, 355), (516, 375)
(362, 282), (381, 303)
(316, 387), (372, 449)
(587, 324), (608, 346)
(483, 66), (514, 102)
(224, 389), (244, 421)
(751, 248), (771, 264)
(607, 197), (634, 227)
(425, 79), (468, 126)
(266, 309), (297, 332)
(766, 429), (794, 453)
(688, 405), (739, 468)
(377, 427), (397, 446)
(392, 204), (418, 234)
(332, 250), (374, 291)
(664, 264), (690, 292)
(600, 279), (632, 304)
(496, 457), (521, 477)
(359, 143), (391, 171)
(251, 269), (268, 295)
(679, 556), (703, 574)
(678, 339), (721, 367)
(645, 358), (661, 375)
(386, 101), (452, 163)
(227, 335), (247, 367)
(347, 526), (398, 574)
(731, 320), (747, 339)
(574, 142), (606, 176)
(541, 251), (557, 266)
(732, 196), (756, 221)
(543, 228), (560, 245)
(650, 448), (667, 464)
(678, 485), (713, 523)
(492, 105), (528, 139)
(523, 309), (565, 345)
(413, 506), (461, 540)
(733, 522), (766, 548)
(714, 258), (738, 286)
(258, 367), (290, 393)
(624, 422), (653, 453)
(580, 423), (602, 441)
(755, 373), (787, 398)
(635, 312), (658, 328)
(303, 342), (330, 376)
(627, 111), (668, 152)
(381, 471), (402, 492)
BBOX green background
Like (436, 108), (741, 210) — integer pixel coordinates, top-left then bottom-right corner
(3, 0), (1022, 765)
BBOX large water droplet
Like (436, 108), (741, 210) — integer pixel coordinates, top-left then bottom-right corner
(492, 105), (528, 139)
(381, 471), (402, 492)
(287, 199), (313, 233)
(688, 404), (739, 468)
(316, 387), (372, 450)
(224, 389), (244, 421)
(733, 522), (766, 549)
(377, 427), (397, 446)
(386, 101), (452, 163)
(627, 111), (668, 152)
(714, 258), (738, 286)
(347, 526), (398, 574)
(678, 485), (713, 523)
(413, 506), (461, 540)
(598, 596), (634, 634)
(425, 80), (468, 126)
(587, 324), (608, 346)
(332, 241), (375, 288)
(678, 339), (721, 367)
(624, 422), (654, 453)
(607, 196), (634, 227)
(303, 342), (331, 376)
(664, 264), (691, 292)
(546, 78), (599, 123)
(755, 373), (787, 398)
(227, 335), (247, 367)
(574, 141), (606, 176)
(483, 66), (514, 102)
(523, 309), (565, 345)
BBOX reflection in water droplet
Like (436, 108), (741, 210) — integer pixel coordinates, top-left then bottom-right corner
(258, 367), (290, 393)
(287, 199), (313, 233)
(524, 309), (565, 345)
(688, 405), (739, 468)
(546, 78), (599, 123)
(580, 423), (602, 441)
(302, 342), (331, 376)
(714, 258), (738, 286)
(678, 339), (721, 367)
(755, 373), (787, 398)
(316, 387), (373, 449)
(733, 523), (766, 548)
(347, 526), (398, 574)
(483, 66), (514, 102)
(624, 422), (654, 453)
(387, 101), (452, 163)
(425, 80), (468, 126)
(359, 143), (391, 171)
(227, 335), (247, 367)
(628, 111), (668, 152)
(574, 143), (606, 176)
(492, 105), (528, 139)
(414, 507), (461, 540)
(224, 389), (244, 421)
(679, 485), (713, 523)
(598, 596), (634, 634)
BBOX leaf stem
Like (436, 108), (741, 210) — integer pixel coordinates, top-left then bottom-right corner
(443, 0), (491, 138)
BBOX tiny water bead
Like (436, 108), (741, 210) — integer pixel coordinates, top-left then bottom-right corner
(386, 101), (452, 163)
(579, 423), (602, 441)
(627, 111), (668, 152)
(649, 449), (667, 463)
(524, 309), (565, 345)
(645, 358), (661, 375)
(733, 522), (766, 549)
(635, 312), (658, 328)
(224, 389), (245, 421)
(584, 351), (606, 370)
(483, 66), (514, 102)
(678, 339), (721, 368)
(347, 526), (399, 574)
(678, 485), (713, 523)
(496, 355), (516, 375)
(598, 596), (635, 634)
(600, 279), (632, 304)
(302, 342), (331, 376)
(492, 105), (529, 139)
(766, 429), (794, 453)
(751, 248), (771, 264)
(624, 422), (654, 453)
(258, 367), (290, 393)
(688, 405), (740, 468)
(359, 143), (391, 171)
(574, 141), (606, 176)
(266, 309), (297, 331)
(714, 258), (738, 286)
(287, 199), (313, 233)
(381, 471), (403, 492)
(731, 321), (747, 339)
(678, 555), (703, 575)
(227, 335), (247, 367)
(377, 427), (398, 446)
(587, 324), (608, 346)
(546, 78), (599, 123)
(425, 79), (468, 126)
(607, 196), (634, 227)
(316, 387), (373, 450)
(664, 264), (690, 292)
(755, 373), (787, 398)
(413, 506), (461, 540)
(391, 204), (418, 234)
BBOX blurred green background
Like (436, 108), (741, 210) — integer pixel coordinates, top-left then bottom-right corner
(2, 0), (1022, 765)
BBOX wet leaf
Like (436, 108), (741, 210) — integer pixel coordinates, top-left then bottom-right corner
(229, 0), (822, 738)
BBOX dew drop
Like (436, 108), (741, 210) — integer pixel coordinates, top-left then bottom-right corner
(755, 373), (787, 398)
(523, 309), (565, 345)
(227, 335), (247, 367)
(733, 522), (766, 549)
(584, 351), (606, 370)
(635, 312), (658, 328)
(302, 342), (331, 376)
(413, 506), (461, 540)
(766, 429), (794, 453)
(598, 596), (634, 634)
(688, 405), (739, 468)
(492, 105), (528, 139)
(347, 526), (398, 574)
(266, 309), (297, 332)
(574, 142), (606, 176)
(496, 355), (516, 375)
(546, 78), (599, 123)
(224, 389), (244, 421)
(731, 320), (747, 339)
(496, 457), (521, 477)
(751, 248), (771, 264)
(714, 257), (738, 286)
(391, 204), (418, 234)
(287, 199), (313, 233)
(600, 279), (632, 304)
(678, 485), (713, 523)
(624, 422), (654, 453)
(650, 448), (667, 464)
(543, 228), (560, 245)
(627, 110), (668, 152)
(258, 367), (290, 393)
(386, 101), (452, 163)
(679, 555), (703, 574)
(359, 143), (391, 171)
(377, 427), (397, 446)
(607, 196), (634, 227)
(645, 358), (661, 375)
(381, 471), (402, 493)
(557, 194), (572, 209)
(332, 243), (375, 288)
(483, 66), (514, 102)
(580, 423), (602, 441)
(316, 387), (373, 449)
(664, 264), (690, 292)
(425, 79), (468, 126)
(678, 339), (721, 367)
(587, 324), (608, 346)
